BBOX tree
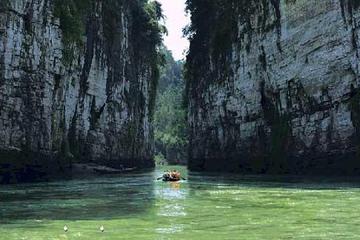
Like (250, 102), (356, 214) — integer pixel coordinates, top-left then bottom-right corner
(153, 48), (188, 165)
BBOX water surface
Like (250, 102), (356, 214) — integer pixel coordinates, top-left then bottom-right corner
(1, 166), (360, 239)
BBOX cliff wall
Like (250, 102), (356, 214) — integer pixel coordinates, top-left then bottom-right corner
(185, 0), (360, 174)
(0, 0), (162, 182)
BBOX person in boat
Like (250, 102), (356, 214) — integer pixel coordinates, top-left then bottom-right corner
(159, 170), (182, 181)
(170, 170), (180, 180)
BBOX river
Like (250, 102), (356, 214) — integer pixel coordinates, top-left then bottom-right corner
(1, 166), (360, 239)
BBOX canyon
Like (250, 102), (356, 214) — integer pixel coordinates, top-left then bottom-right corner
(1, 0), (360, 182)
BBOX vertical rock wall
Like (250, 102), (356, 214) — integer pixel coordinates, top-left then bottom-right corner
(0, 0), (160, 182)
(186, 0), (360, 174)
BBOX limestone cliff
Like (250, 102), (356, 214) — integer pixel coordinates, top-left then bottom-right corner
(0, 0), (163, 182)
(185, 0), (360, 174)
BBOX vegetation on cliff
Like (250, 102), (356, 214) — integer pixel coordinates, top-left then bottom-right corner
(54, 0), (166, 76)
(137, 0), (167, 119)
(0, 0), (167, 183)
(183, 0), (360, 174)
(54, 0), (91, 64)
(184, 0), (281, 106)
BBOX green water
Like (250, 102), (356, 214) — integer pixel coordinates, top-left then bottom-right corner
(1, 166), (360, 239)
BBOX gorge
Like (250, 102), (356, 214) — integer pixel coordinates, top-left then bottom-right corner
(2, 1), (360, 239)
(1, 0), (360, 183)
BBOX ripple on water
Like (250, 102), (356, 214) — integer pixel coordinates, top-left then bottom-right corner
(2, 166), (360, 239)
(156, 224), (184, 234)
(158, 204), (186, 217)
(215, 206), (232, 209)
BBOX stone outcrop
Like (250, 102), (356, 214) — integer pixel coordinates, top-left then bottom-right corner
(0, 0), (161, 182)
(186, 0), (360, 174)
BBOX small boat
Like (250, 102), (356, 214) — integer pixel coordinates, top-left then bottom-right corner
(158, 171), (184, 182)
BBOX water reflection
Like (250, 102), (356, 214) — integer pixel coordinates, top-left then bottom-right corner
(156, 224), (185, 234)
(155, 182), (187, 200)
(187, 171), (360, 190)
(154, 168), (188, 236)
(0, 171), (155, 223)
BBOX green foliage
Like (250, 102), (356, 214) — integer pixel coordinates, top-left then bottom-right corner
(184, 0), (282, 104)
(54, 0), (91, 65)
(131, 0), (167, 61)
(154, 87), (188, 147)
(149, 63), (161, 120)
(129, 1), (167, 118)
(54, 0), (165, 118)
(154, 153), (166, 165)
(158, 47), (183, 92)
(154, 49), (188, 164)
(100, 0), (166, 120)
(184, 0), (281, 60)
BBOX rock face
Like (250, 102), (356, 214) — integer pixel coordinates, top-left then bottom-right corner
(0, 0), (161, 182)
(186, 0), (360, 174)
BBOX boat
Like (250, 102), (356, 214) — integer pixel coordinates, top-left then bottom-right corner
(158, 171), (183, 182)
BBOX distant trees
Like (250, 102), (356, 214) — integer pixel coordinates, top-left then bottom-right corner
(153, 48), (188, 165)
